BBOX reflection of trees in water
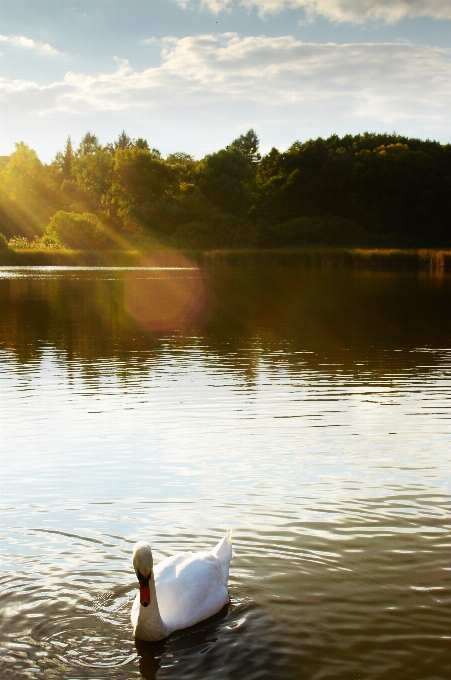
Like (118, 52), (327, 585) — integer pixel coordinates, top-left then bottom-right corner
(0, 274), (155, 369)
(1, 267), (451, 380)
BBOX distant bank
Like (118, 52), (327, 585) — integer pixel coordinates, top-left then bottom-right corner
(2, 132), (451, 255)
(1, 247), (450, 272)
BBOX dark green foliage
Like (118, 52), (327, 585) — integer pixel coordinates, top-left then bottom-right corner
(255, 133), (451, 246)
(261, 216), (373, 248)
(0, 198), (18, 239)
(111, 146), (176, 208)
(0, 232), (10, 250)
(172, 214), (259, 249)
(195, 148), (255, 216)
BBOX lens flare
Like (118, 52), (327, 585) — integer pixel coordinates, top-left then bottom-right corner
(125, 252), (209, 332)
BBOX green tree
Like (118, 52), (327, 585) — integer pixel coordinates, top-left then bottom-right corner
(166, 152), (196, 184)
(114, 131), (133, 151)
(46, 210), (110, 249)
(166, 152), (194, 165)
(0, 142), (56, 238)
(53, 137), (74, 182)
(62, 136), (74, 180)
(72, 133), (113, 201)
(135, 138), (150, 151)
(350, 143), (437, 239)
(228, 129), (261, 163)
(110, 146), (176, 209)
(196, 147), (254, 216)
(77, 132), (102, 156)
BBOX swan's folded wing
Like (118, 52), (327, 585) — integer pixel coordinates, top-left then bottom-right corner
(155, 552), (228, 632)
(155, 552), (192, 574)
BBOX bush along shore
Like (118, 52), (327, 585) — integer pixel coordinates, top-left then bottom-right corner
(1, 129), (451, 255)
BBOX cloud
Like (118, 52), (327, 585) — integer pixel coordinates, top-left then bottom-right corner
(201, 0), (233, 12)
(177, 0), (233, 11)
(0, 34), (60, 55)
(1, 34), (450, 136)
(67, 37), (451, 117)
(178, 0), (451, 23)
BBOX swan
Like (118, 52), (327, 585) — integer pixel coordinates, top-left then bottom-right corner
(131, 530), (232, 641)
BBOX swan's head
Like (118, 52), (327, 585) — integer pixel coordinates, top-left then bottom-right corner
(132, 541), (154, 608)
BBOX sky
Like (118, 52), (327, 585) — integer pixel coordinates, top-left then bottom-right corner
(1, 0), (450, 162)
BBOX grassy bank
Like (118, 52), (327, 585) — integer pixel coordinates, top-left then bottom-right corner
(201, 248), (451, 271)
(1, 247), (450, 271)
(0, 248), (177, 267)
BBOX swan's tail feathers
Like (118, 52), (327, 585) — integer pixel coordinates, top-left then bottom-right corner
(211, 529), (233, 586)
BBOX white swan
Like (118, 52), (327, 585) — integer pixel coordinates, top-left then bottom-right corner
(131, 530), (232, 641)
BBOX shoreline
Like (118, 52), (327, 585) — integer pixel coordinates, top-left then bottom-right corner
(0, 247), (450, 271)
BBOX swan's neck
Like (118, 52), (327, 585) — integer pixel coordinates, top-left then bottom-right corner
(132, 578), (168, 641)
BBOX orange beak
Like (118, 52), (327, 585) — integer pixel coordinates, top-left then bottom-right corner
(139, 582), (151, 607)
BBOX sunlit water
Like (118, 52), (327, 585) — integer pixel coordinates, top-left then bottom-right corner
(0, 262), (450, 679)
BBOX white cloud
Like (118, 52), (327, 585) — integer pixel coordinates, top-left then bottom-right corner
(177, 0), (233, 11)
(179, 0), (451, 22)
(0, 34), (60, 55)
(1, 34), (450, 154)
(201, 0), (233, 12)
(59, 36), (451, 117)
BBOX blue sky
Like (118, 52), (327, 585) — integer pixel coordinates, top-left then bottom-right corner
(1, 0), (450, 161)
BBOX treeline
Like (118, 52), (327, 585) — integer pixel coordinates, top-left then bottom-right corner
(1, 129), (450, 250)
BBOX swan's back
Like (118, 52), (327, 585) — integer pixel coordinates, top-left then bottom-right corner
(155, 532), (232, 633)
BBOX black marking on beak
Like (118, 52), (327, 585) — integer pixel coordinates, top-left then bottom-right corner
(137, 568), (152, 587)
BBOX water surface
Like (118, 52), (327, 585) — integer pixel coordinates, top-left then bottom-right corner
(1, 263), (450, 679)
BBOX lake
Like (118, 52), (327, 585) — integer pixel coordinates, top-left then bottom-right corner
(0, 258), (450, 680)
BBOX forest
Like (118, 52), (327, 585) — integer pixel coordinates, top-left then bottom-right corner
(1, 129), (450, 252)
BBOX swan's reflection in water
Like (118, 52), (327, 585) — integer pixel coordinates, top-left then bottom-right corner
(135, 643), (161, 680)
(135, 603), (230, 680)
